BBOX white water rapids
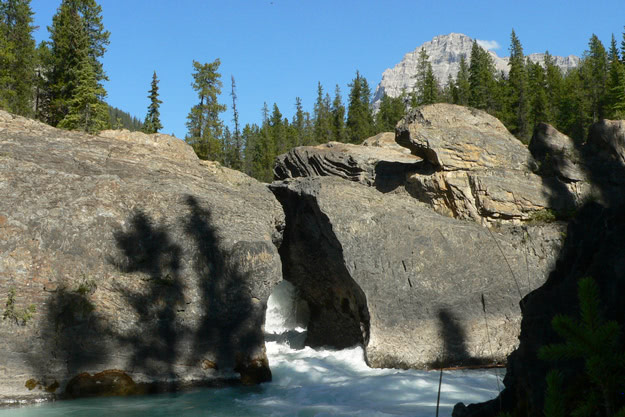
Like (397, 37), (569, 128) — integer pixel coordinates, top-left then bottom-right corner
(0, 281), (502, 416)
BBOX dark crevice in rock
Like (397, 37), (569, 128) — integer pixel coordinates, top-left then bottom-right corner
(270, 182), (370, 350)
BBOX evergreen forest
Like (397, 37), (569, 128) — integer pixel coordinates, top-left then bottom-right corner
(1, 1), (625, 182)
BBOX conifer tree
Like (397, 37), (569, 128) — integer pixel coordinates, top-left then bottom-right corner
(142, 71), (162, 133)
(0, 0), (36, 116)
(347, 70), (374, 143)
(468, 41), (497, 113)
(441, 74), (456, 104)
(331, 84), (346, 142)
(229, 75), (243, 170)
(374, 93), (405, 132)
(411, 47), (429, 107)
(540, 277), (625, 417)
(185, 59), (226, 161)
(293, 96), (306, 146)
(583, 34), (608, 122)
(528, 60), (550, 126)
(504, 29), (531, 142)
(270, 103), (287, 155)
(421, 63), (439, 105)
(606, 34), (625, 119)
(544, 52), (563, 125)
(0, 4), (13, 110)
(57, 52), (108, 133)
(454, 54), (471, 106)
(313, 82), (332, 143)
(45, 0), (109, 126)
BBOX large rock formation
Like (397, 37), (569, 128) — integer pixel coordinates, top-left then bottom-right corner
(397, 104), (580, 225)
(271, 176), (564, 369)
(0, 112), (283, 404)
(453, 119), (625, 416)
(372, 33), (579, 110)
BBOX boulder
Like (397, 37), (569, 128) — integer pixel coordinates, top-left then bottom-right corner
(396, 103), (529, 172)
(273, 140), (421, 193)
(0, 111), (283, 404)
(271, 176), (564, 369)
(396, 105), (581, 224)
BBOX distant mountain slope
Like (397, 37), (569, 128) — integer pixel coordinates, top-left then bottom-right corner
(372, 33), (579, 109)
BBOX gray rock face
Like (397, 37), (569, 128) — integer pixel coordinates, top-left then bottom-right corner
(0, 112), (283, 403)
(372, 33), (579, 110)
(271, 176), (564, 369)
(273, 140), (421, 193)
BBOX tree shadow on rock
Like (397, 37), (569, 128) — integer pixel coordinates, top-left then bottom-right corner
(110, 209), (187, 381)
(183, 196), (268, 384)
(454, 122), (625, 416)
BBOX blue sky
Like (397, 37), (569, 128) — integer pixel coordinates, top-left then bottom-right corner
(31, 0), (625, 138)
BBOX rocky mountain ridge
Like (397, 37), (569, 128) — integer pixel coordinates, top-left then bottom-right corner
(372, 33), (580, 109)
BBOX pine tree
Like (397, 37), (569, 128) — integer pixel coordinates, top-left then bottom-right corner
(583, 34), (608, 122)
(45, 0), (109, 126)
(544, 52), (563, 126)
(411, 47), (429, 106)
(270, 103), (288, 155)
(422, 63), (439, 105)
(331, 84), (346, 142)
(441, 73), (456, 104)
(142, 71), (162, 133)
(230, 75), (243, 170)
(185, 59), (226, 161)
(374, 93), (405, 132)
(469, 41), (497, 113)
(454, 54), (471, 106)
(293, 96), (306, 146)
(0, 4), (13, 110)
(313, 82), (332, 143)
(606, 34), (625, 119)
(0, 0), (36, 116)
(558, 67), (591, 142)
(504, 29), (531, 142)
(539, 277), (625, 417)
(347, 70), (375, 143)
(528, 60), (550, 126)
(57, 52), (108, 133)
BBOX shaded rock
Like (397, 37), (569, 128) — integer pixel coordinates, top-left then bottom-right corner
(273, 140), (421, 193)
(271, 176), (564, 369)
(0, 111), (282, 403)
(454, 203), (625, 417)
(396, 104), (529, 172)
(453, 120), (625, 416)
(528, 123), (586, 183)
(587, 119), (625, 164)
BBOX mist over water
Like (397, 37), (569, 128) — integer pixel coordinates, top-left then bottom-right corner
(0, 281), (501, 416)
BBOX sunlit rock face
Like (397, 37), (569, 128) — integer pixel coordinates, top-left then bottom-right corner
(0, 111), (283, 403)
(372, 33), (579, 111)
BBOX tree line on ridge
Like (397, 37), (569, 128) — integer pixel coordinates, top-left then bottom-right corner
(1, 0), (625, 182)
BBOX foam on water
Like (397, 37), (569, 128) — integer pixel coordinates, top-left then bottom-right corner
(0, 281), (502, 416)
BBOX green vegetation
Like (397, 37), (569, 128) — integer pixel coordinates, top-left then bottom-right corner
(3, 287), (36, 325)
(142, 71), (162, 134)
(185, 59), (227, 162)
(1, 2), (625, 182)
(108, 105), (143, 131)
(539, 277), (625, 417)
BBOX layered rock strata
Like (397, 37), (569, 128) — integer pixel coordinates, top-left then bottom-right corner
(0, 112), (283, 403)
